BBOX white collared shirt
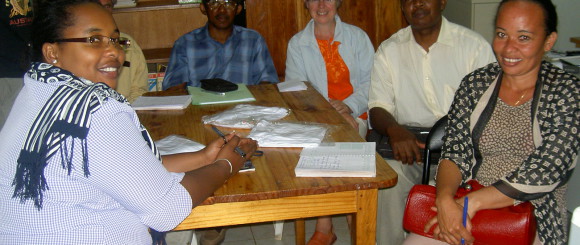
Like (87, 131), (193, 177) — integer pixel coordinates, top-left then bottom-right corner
(369, 17), (495, 127)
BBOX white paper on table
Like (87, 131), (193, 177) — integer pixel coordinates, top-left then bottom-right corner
(277, 80), (307, 92)
(295, 142), (376, 177)
(248, 120), (327, 147)
(131, 95), (192, 110)
(202, 104), (290, 129)
(155, 135), (205, 156)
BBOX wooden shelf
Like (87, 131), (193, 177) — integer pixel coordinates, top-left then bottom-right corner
(143, 48), (173, 64)
(113, 0), (199, 13)
(572, 37), (580, 48)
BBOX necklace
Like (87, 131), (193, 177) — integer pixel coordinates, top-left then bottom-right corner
(513, 89), (528, 106)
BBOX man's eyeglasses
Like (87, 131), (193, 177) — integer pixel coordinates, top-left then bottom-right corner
(207, 0), (238, 10)
(54, 35), (131, 50)
(101, 3), (114, 11)
(307, 0), (336, 4)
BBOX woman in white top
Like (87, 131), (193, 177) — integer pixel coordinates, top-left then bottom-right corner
(285, 0), (374, 244)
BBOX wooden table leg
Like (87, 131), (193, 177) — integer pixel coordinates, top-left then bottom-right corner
(354, 189), (378, 245)
(295, 218), (306, 245)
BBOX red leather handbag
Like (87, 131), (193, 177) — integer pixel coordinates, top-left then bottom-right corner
(403, 180), (537, 245)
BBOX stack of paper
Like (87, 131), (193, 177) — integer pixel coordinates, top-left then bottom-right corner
(188, 84), (256, 105)
(295, 142), (376, 177)
(155, 135), (205, 155)
(277, 80), (307, 92)
(248, 120), (327, 147)
(114, 0), (136, 8)
(178, 0), (201, 4)
(131, 95), (192, 110)
(203, 105), (290, 129)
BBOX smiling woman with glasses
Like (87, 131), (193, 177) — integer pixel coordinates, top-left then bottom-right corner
(0, 0), (258, 244)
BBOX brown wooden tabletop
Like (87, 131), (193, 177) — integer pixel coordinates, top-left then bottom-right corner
(137, 83), (398, 244)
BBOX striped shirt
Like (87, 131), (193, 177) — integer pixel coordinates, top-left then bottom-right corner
(162, 24), (279, 89)
(0, 75), (192, 244)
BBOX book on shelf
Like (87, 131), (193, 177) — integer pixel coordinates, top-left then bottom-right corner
(146, 63), (169, 92)
(295, 142), (376, 178)
(179, 0), (202, 4)
(156, 64), (167, 92)
(147, 73), (157, 92)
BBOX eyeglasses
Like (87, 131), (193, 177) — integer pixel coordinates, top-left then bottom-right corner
(101, 3), (114, 11)
(207, 0), (238, 10)
(307, 0), (336, 4)
(54, 35), (131, 50)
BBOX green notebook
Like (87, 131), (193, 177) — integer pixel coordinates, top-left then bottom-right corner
(187, 84), (256, 105)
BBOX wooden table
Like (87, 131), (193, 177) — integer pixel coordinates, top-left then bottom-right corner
(137, 84), (398, 244)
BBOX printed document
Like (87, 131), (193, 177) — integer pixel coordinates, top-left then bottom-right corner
(295, 142), (376, 177)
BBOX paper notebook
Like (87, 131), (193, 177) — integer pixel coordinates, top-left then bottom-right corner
(187, 84), (256, 105)
(277, 80), (307, 92)
(295, 142), (376, 177)
(131, 95), (192, 110)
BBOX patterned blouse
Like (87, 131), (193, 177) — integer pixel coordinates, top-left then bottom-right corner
(440, 61), (579, 244)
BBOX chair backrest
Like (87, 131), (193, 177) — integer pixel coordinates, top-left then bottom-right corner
(571, 206), (580, 244)
(421, 116), (448, 184)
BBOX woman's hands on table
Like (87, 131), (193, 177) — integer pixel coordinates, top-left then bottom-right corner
(215, 134), (258, 175)
(329, 99), (360, 130)
(179, 134), (257, 205)
(329, 99), (352, 115)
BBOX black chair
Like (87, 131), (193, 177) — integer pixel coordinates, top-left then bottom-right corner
(421, 116), (448, 185)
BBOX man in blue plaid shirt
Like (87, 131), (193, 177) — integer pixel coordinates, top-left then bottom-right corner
(162, 0), (279, 90)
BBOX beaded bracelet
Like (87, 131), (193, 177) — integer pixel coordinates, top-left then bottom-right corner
(214, 158), (233, 176)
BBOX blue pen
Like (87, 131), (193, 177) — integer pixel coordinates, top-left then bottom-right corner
(211, 126), (263, 158)
(211, 126), (247, 158)
(461, 197), (469, 245)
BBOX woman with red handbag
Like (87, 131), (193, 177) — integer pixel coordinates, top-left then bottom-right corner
(403, 0), (578, 244)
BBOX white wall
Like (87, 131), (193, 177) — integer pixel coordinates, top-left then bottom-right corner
(552, 1), (580, 212)
(444, 0), (579, 52)
(552, 0), (580, 52)
(568, 157), (580, 212)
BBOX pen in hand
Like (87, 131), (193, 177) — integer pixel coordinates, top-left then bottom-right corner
(461, 196), (468, 245)
(211, 126), (247, 158)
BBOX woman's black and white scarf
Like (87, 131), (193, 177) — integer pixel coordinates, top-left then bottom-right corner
(12, 62), (161, 208)
(13, 63), (166, 244)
